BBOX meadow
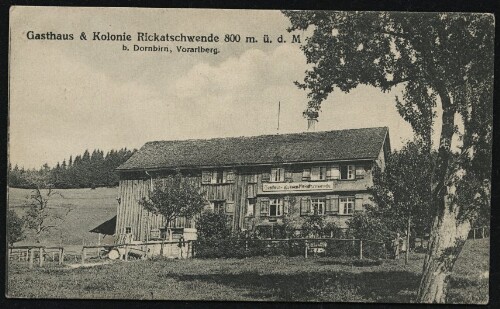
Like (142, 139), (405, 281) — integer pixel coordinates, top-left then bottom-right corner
(8, 187), (118, 246)
(7, 187), (489, 303)
(7, 238), (489, 303)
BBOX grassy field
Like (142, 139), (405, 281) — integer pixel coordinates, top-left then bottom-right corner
(7, 238), (489, 303)
(8, 187), (118, 246)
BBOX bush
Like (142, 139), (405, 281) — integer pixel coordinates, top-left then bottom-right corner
(347, 212), (390, 242)
(196, 211), (231, 240)
(7, 209), (25, 246)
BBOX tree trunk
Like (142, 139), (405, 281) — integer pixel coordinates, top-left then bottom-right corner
(417, 86), (471, 303)
(417, 195), (470, 303)
(405, 216), (410, 265)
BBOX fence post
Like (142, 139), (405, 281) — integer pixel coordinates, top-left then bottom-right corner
(39, 247), (44, 267)
(125, 244), (129, 261)
(29, 249), (34, 269)
(482, 227), (485, 238)
(59, 248), (64, 265)
(359, 240), (363, 260)
(304, 240), (308, 259)
(473, 228), (476, 240)
(81, 247), (86, 266)
(160, 240), (164, 257)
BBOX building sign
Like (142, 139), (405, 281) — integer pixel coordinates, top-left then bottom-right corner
(262, 181), (334, 193)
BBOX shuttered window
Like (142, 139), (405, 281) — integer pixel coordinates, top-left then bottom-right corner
(311, 166), (327, 180)
(300, 197), (311, 216)
(325, 195), (339, 213)
(226, 170), (235, 183)
(354, 194), (364, 212)
(339, 197), (355, 215)
(340, 165), (356, 180)
(269, 198), (284, 216)
(355, 166), (365, 179)
(270, 168), (285, 182)
(330, 165), (340, 180)
(202, 170), (212, 184)
(246, 198), (256, 217)
(210, 201), (225, 214)
(311, 197), (326, 215)
(261, 172), (271, 182)
(260, 198), (270, 215)
(302, 168), (311, 180)
(225, 201), (235, 213)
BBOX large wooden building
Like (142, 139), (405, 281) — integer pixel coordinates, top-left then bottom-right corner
(114, 127), (390, 242)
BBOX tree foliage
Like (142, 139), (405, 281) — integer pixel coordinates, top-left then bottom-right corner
(22, 176), (72, 243)
(196, 211), (232, 240)
(139, 173), (207, 231)
(7, 209), (25, 245)
(283, 11), (493, 302)
(369, 139), (435, 236)
(347, 209), (390, 242)
(8, 148), (136, 189)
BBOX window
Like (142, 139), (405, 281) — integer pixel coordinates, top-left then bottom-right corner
(125, 227), (132, 234)
(246, 198), (256, 216)
(211, 170), (224, 184)
(311, 166), (327, 181)
(340, 165), (356, 180)
(339, 197), (355, 215)
(210, 201), (225, 214)
(269, 198), (283, 216)
(311, 198), (326, 215)
(271, 168), (285, 182)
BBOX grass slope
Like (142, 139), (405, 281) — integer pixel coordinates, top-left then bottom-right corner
(7, 238), (489, 303)
(8, 187), (118, 246)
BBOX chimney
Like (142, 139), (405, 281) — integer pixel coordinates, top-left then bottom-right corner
(307, 117), (318, 131)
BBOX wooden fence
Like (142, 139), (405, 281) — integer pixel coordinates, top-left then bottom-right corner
(8, 246), (65, 268)
(80, 240), (195, 265)
(193, 238), (386, 260)
(469, 226), (490, 240)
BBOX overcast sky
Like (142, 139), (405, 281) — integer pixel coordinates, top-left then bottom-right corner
(9, 7), (417, 169)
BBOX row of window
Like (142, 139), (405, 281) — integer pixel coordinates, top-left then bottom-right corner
(244, 196), (356, 217)
(202, 165), (362, 184)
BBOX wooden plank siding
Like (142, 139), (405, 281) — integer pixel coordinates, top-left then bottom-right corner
(116, 162), (377, 241)
(116, 172), (252, 241)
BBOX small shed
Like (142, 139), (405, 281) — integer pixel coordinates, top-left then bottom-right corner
(90, 215), (117, 235)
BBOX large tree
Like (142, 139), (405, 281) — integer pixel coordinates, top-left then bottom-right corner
(369, 139), (435, 264)
(139, 173), (207, 239)
(23, 175), (72, 243)
(283, 11), (493, 303)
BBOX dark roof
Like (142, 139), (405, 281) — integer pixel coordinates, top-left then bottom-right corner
(117, 127), (389, 171)
(89, 216), (116, 235)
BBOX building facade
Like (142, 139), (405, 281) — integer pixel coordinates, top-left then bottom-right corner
(114, 127), (390, 242)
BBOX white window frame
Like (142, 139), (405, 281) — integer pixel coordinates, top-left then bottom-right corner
(246, 198), (255, 217)
(269, 198), (283, 217)
(339, 197), (355, 215)
(311, 198), (326, 215)
(311, 166), (327, 181)
(210, 170), (224, 184)
(270, 168), (285, 182)
(340, 165), (356, 180)
(210, 201), (225, 214)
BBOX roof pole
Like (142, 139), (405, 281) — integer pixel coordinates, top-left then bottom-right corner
(277, 101), (281, 134)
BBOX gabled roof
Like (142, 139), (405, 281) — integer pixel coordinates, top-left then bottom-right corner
(117, 127), (389, 171)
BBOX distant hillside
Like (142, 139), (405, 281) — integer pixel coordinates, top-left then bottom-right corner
(8, 148), (136, 189)
(8, 187), (118, 246)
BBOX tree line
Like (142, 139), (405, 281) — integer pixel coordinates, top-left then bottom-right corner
(8, 148), (136, 189)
